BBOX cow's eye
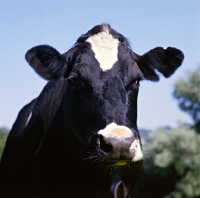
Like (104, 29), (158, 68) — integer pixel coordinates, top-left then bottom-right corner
(126, 79), (141, 90)
(68, 72), (82, 84)
(129, 80), (140, 90)
(68, 72), (93, 90)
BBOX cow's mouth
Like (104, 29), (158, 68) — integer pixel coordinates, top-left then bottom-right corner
(106, 160), (132, 167)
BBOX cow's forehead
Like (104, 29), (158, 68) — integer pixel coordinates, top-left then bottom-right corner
(72, 30), (142, 82)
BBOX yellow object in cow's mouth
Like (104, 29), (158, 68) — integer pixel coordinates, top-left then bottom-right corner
(114, 161), (128, 166)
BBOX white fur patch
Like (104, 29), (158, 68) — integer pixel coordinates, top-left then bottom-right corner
(130, 139), (137, 150)
(25, 112), (32, 127)
(86, 27), (119, 71)
(98, 122), (133, 139)
(132, 140), (143, 162)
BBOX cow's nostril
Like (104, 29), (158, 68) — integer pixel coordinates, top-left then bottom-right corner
(99, 135), (112, 153)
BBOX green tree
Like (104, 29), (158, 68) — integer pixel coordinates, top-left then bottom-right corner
(141, 126), (200, 198)
(0, 128), (9, 160)
(173, 67), (200, 131)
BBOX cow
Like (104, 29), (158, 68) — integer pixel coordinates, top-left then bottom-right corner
(0, 24), (184, 198)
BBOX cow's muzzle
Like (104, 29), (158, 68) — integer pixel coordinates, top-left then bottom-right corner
(97, 123), (143, 166)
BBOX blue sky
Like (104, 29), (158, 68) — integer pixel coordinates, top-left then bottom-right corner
(0, 0), (199, 130)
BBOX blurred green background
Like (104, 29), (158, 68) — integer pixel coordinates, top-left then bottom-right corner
(140, 67), (200, 197)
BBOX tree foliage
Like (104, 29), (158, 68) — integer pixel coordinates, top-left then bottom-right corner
(0, 128), (9, 160)
(141, 126), (200, 198)
(173, 67), (200, 123)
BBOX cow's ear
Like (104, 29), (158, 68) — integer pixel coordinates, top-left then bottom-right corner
(25, 45), (67, 80)
(137, 47), (184, 81)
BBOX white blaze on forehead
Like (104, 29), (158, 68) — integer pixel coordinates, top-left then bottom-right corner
(98, 122), (133, 139)
(86, 27), (119, 71)
(131, 140), (143, 162)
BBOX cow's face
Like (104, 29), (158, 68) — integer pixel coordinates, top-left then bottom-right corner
(65, 30), (144, 165)
(25, 24), (184, 166)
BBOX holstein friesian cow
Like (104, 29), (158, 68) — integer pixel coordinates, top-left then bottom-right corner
(0, 24), (184, 198)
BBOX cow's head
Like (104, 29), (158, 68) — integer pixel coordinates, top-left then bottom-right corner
(25, 24), (184, 167)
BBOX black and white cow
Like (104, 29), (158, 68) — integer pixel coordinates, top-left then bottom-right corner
(0, 24), (184, 198)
